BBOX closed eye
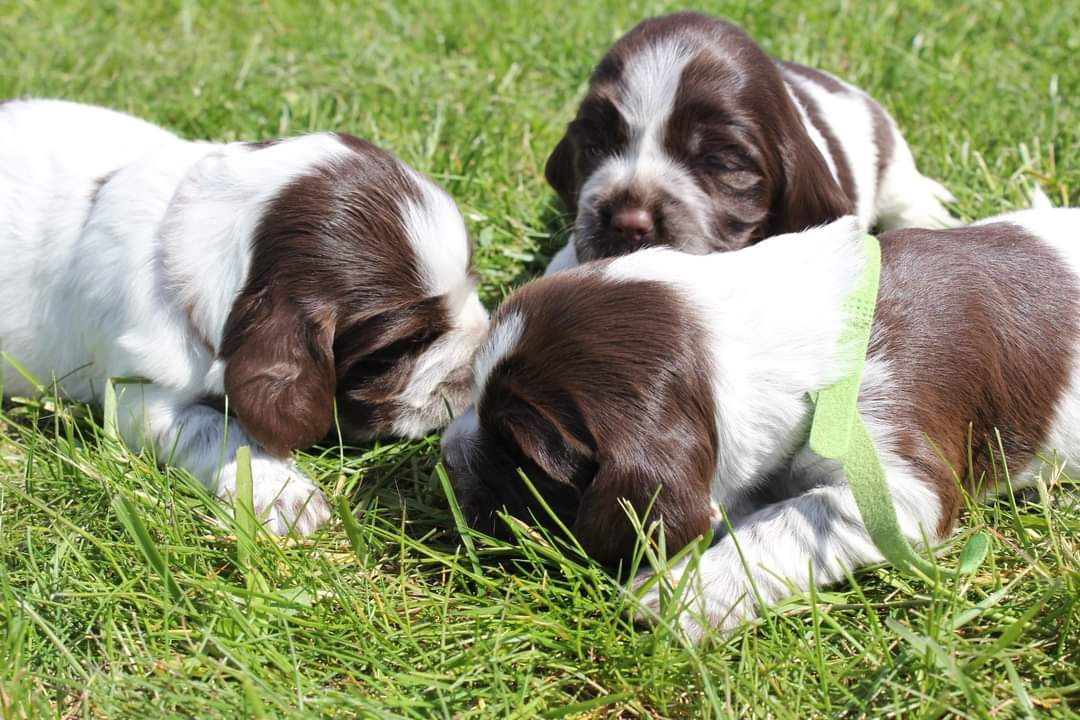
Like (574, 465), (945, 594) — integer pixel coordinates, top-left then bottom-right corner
(701, 154), (737, 173)
(699, 149), (751, 174)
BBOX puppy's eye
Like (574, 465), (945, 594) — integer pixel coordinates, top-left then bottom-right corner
(700, 154), (737, 174)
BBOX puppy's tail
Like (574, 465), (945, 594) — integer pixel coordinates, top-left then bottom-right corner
(877, 174), (961, 230)
(1029, 184), (1054, 210)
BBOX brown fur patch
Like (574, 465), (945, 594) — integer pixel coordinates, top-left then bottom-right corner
(870, 222), (1079, 534)
(866, 98), (896, 188)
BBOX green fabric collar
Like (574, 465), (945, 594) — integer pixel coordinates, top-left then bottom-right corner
(807, 236), (987, 579)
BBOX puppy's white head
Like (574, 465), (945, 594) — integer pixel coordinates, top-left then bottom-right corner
(545, 12), (851, 261)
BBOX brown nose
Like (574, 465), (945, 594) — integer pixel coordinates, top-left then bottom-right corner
(610, 207), (655, 242)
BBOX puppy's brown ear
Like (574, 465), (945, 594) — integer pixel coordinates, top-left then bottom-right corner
(486, 377), (596, 487)
(766, 126), (855, 237)
(572, 439), (714, 567)
(221, 290), (336, 457)
(544, 131), (580, 213)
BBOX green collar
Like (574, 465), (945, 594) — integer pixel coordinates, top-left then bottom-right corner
(807, 236), (987, 579)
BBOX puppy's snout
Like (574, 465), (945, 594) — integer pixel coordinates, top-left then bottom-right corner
(609, 206), (655, 243)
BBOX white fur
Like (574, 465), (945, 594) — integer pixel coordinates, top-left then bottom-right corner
(1029, 186), (1053, 210)
(618, 38), (696, 128)
(402, 171), (472, 297)
(393, 293), (489, 439)
(0, 99), (482, 535)
(470, 311), (525, 405)
(392, 177), (491, 437)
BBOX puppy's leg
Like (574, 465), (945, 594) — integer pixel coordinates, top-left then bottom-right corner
(111, 383), (331, 535)
(874, 133), (960, 230)
(635, 451), (944, 641)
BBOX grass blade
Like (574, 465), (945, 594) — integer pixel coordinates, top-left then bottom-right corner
(112, 493), (183, 604)
(435, 462), (481, 576)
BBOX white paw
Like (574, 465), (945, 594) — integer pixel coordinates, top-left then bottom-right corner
(631, 555), (758, 642)
(218, 456), (331, 536)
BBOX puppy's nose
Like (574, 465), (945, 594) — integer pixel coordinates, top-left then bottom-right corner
(610, 207), (655, 242)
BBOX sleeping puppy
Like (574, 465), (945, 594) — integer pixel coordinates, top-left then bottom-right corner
(442, 208), (1078, 639)
(0, 99), (488, 535)
(544, 12), (957, 272)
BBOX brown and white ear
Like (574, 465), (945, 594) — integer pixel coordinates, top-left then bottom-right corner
(544, 131), (580, 214)
(766, 129), (855, 237)
(572, 447), (714, 567)
(221, 290), (336, 457)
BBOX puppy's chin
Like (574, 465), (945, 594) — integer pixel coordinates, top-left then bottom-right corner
(390, 398), (458, 440)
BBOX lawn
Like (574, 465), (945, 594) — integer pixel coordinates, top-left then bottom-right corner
(1, 0), (1078, 717)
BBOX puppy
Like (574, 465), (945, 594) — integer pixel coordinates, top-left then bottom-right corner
(0, 99), (488, 534)
(443, 208), (1078, 639)
(544, 12), (957, 272)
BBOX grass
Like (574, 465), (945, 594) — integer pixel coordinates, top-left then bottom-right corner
(1, 0), (1078, 716)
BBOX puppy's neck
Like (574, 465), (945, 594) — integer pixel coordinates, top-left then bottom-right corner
(606, 216), (868, 494)
(705, 217), (869, 492)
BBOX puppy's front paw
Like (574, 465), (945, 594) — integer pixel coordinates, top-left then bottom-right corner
(632, 561), (711, 643)
(631, 556), (757, 642)
(219, 456), (331, 536)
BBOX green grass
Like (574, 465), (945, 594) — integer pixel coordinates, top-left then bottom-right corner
(1, 0), (1078, 717)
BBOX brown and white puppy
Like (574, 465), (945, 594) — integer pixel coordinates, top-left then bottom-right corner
(443, 208), (1079, 639)
(0, 99), (488, 534)
(544, 12), (957, 271)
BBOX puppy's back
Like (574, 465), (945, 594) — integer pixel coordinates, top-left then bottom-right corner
(0, 99), (176, 191)
(0, 100), (181, 395)
(0, 100), (179, 258)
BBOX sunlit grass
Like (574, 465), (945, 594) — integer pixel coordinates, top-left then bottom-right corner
(2, 0), (1078, 716)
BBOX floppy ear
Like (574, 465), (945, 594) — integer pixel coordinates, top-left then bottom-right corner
(765, 129), (855, 237)
(491, 386), (596, 490)
(221, 290), (336, 457)
(544, 131), (580, 214)
(572, 446), (714, 567)
(486, 371), (715, 567)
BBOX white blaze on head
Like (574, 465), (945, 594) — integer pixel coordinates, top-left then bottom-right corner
(393, 171), (489, 427)
(617, 38), (696, 131)
(472, 311), (525, 405)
